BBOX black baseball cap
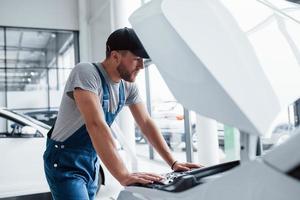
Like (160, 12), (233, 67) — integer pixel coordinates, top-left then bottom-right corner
(106, 27), (150, 59)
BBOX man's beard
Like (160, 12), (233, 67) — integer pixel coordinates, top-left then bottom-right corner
(117, 63), (138, 82)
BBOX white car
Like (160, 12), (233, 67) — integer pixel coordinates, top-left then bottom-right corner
(0, 108), (108, 199)
(135, 101), (185, 143)
(0, 108), (51, 199)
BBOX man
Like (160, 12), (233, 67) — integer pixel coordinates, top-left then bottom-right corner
(43, 27), (201, 200)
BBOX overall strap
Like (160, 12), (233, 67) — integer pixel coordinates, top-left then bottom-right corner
(92, 63), (125, 114)
(92, 63), (110, 113)
(116, 80), (125, 113)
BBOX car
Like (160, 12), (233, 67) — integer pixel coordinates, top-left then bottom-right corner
(262, 122), (293, 151)
(135, 101), (293, 153)
(0, 108), (51, 199)
(24, 109), (59, 126)
(217, 122), (293, 153)
(135, 101), (197, 150)
(0, 108), (107, 199)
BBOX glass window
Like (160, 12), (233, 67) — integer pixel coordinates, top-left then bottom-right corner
(6, 68), (48, 109)
(0, 28), (5, 107)
(58, 43), (75, 69)
(0, 27), (78, 113)
(46, 31), (75, 69)
(0, 69), (6, 107)
(135, 64), (189, 165)
(5, 29), (45, 69)
(0, 27), (4, 62)
(49, 68), (72, 107)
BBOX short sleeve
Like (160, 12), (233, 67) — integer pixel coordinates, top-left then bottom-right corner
(66, 63), (100, 99)
(125, 82), (143, 105)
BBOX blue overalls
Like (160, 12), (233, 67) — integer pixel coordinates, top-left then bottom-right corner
(43, 63), (125, 200)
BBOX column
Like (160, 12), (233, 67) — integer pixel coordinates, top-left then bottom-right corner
(196, 115), (219, 166)
(110, 0), (137, 171)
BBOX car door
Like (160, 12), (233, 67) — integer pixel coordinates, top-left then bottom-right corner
(0, 112), (49, 198)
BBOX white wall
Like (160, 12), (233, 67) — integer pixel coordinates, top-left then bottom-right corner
(0, 0), (115, 62)
(89, 0), (112, 62)
(0, 0), (79, 30)
(78, 0), (112, 62)
(78, 0), (140, 62)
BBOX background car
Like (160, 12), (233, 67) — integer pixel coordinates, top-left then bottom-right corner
(0, 108), (106, 199)
(262, 122), (293, 151)
(24, 109), (58, 126)
(135, 101), (293, 154)
(0, 108), (51, 199)
(217, 122), (294, 154)
(135, 101), (197, 150)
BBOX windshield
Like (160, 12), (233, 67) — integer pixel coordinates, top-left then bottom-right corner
(8, 110), (51, 130)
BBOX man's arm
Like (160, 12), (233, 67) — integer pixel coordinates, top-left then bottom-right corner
(74, 88), (163, 185)
(130, 102), (202, 171)
(129, 102), (175, 167)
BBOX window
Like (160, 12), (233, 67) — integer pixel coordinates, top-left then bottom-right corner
(6, 68), (48, 108)
(0, 69), (5, 107)
(0, 28), (5, 106)
(0, 26), (78, 114)
(135, 64), (193, 164)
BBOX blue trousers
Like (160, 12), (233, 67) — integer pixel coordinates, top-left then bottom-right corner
(43, 126), (100, 200)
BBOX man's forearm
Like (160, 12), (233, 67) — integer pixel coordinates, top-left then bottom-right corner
(86, 122), (130, 185)
(141, 119), (176, 167)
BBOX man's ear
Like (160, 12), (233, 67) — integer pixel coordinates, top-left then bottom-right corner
(110, 51), (122, 65)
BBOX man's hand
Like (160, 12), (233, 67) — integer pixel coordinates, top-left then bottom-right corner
(120, 172), (164, 186)
(172, 162), (203, 172)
